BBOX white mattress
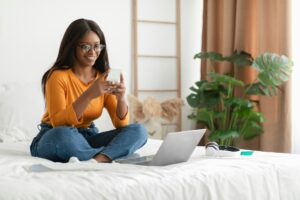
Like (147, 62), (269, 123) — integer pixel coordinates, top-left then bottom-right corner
(0, 139), (300, 200)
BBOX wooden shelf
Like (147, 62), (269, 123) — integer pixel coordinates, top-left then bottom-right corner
(137, 20), (176, 25)
(132, 0), (182, 132)
(138, 55), (177, 58)
(138, 89), (178, 92)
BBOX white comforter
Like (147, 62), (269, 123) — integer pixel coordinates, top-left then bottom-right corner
(0, 139), (300, 200)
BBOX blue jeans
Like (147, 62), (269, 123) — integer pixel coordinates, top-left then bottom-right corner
(30, 123), (148, 162)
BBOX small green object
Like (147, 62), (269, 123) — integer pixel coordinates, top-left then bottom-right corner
(240, 150), (254, 156)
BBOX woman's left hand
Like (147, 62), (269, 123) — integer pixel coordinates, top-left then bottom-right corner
(107, 73), (128, 119)
(107, 73), (126, 101)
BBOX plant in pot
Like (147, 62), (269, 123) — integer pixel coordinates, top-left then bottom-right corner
(187, 51), (293, 148)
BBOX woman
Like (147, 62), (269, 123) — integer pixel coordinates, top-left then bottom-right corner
(30, 18), (147, 163)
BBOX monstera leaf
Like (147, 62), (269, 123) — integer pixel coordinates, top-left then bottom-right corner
(224, 98), (253, 109)
(253, 53), (293, 87)
(226, 51), (254, 66)
(209, 72), (245, 87)
(208, 130), (240, 141)
(187, 80), (225, 108)
(194, 52), (224, 61)
(245, 82), (278, 96)
(188, 108), (215, 130)
(194, 51), (253, 66)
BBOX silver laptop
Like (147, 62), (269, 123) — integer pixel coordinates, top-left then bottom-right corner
(115, 129), (206, 166)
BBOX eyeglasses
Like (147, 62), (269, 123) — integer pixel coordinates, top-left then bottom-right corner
(77, 43), (105, 53)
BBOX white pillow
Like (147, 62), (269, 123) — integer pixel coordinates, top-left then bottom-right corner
(0, 82), (44, 142)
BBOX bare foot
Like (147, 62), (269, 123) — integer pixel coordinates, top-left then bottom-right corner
(93, 153), (112, 163)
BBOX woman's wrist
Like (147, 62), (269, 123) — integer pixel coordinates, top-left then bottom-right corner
(83, 88), (96, 101)
(116, 96), (126, 102)
(116, 96), (128, 119)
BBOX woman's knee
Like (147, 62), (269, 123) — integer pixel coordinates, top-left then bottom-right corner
(127, 123), (148, 143)
(37, 126), (83, 161)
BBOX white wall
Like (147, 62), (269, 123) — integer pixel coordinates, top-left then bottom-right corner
(180, 0), (203, 130)
(0, 0), (203, 131)
(0, 0), (132, 86)
(292, 0), (300, 153)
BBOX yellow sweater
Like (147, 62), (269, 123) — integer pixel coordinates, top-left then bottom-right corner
(41, 69), (129, 128)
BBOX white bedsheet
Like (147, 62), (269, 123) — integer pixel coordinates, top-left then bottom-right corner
(0, 139), (300, 200)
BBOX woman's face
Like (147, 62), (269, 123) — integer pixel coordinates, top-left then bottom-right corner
(75, 31), (103, 68)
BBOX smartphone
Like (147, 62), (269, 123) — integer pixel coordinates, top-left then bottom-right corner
(107, 68), (121, 83)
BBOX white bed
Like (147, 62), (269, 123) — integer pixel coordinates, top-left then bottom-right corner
(1, 139), (300, 200)
(1, 83), (300, 200)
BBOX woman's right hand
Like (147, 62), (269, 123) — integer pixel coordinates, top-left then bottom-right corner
(72, 76), (108, 120)
(86, 76), (111, 99)
(73, 73), (112, 120)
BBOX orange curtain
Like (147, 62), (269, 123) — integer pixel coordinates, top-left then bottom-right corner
(201, 0), (292, 152)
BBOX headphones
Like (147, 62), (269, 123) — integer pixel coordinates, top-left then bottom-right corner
(205, 141), (240, 157)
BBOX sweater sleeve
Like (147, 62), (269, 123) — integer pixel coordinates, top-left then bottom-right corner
(104, 94), (129, 128)
(45, 72), (82, 127)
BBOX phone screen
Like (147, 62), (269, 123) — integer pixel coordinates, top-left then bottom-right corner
(107, 68), (121, 83)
